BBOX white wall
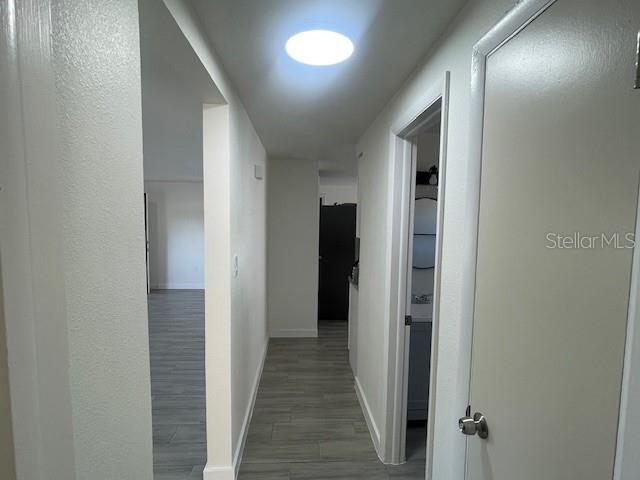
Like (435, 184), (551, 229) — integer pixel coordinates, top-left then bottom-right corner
(162, 2), (268, 478)
(0, 0), (153, 478)
(268, 158), (320, 338)
(354, 0), (516, 476)
(319, 176), (358, 205)
(141, 62), (204, 181)
(202, 104), (234, 474)
(1, 2), (74, 477)
(145, 181), (204, 290)
(52, 1), (153, 477)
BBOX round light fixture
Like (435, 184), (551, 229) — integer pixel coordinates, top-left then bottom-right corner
(285, 30), (354, 66)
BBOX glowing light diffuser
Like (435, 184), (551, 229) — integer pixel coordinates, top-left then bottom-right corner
(285, 30), (354, 66)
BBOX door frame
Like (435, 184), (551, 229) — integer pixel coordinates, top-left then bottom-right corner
(461, 0), (640, 478)
(384, 71), (450, 471)
(460, 0), (557, 426)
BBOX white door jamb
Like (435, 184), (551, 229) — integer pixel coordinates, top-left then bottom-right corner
(383, 72), (450, 477)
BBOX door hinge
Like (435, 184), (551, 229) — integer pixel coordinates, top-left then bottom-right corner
(405, 315), (412, 326)
(635, 31), (640, 89)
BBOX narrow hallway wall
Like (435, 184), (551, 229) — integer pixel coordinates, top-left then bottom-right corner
(163, 2), (269, 477)
(267, 158), (320, 338)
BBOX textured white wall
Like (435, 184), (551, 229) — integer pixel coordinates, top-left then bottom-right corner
(1, 0), (153, 478)
(145, 181), (204, 290)
(50, 0), (154, 477)
(268, 158), (320, 338)
(355, 0), (515, 476)
(162, 2), (269, 477)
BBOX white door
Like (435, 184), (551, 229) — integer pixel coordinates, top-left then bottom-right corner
(464, 1), (640, 479)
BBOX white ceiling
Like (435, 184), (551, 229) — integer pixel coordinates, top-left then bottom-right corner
(190, 0), (466, 176)
(140, 0), (224, 106)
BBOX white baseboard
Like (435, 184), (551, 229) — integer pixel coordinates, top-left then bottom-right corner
(203, 464), (234, 480)
(354, 375), (381, 454)
(232, 340), (269, 477)
(151, 283), (204, 290)
(269, 328), (318, 338)
(203, 339), (268, 479)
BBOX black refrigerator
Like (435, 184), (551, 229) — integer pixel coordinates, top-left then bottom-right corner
(318, 203), (357, 321)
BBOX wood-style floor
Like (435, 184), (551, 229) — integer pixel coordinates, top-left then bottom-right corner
(238, 320), (426, 479)
(149, 290), (206, 480)
(149, 290), (425, 479)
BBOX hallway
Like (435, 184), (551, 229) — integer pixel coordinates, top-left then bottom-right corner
(238, 321), (424, 479)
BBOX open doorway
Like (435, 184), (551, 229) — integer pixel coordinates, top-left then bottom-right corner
(404, 114), (441, 465)
(138, 0), (224, 477)
(383, 72), (449, 474)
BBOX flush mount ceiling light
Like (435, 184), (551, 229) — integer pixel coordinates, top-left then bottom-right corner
(285, 30), (354, 66)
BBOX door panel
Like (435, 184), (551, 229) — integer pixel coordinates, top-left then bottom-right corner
(466, 1), (640, 479)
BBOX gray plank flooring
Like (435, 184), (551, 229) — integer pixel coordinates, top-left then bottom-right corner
(149, 292), (425, 479)
(239, 320), (426, 479)
(149, 290), (205, 480)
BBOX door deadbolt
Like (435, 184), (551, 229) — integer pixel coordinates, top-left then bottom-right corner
(458, 412), (489, 439)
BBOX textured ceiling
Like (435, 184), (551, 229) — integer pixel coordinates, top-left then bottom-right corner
(191, 0), (466, 175)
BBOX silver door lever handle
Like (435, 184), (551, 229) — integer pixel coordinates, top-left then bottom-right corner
(458, 412), (489, 439)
